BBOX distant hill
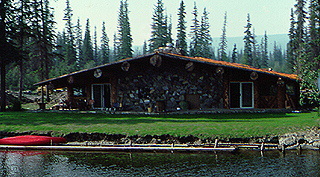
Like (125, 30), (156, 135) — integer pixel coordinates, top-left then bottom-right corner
(132, 34), (289, 56)
(212, 34), (289, 53)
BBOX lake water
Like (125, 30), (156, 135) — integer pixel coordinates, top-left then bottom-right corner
(0, 149), (319, 176)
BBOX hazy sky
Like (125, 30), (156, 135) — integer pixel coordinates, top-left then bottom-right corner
(51, 0), (296, 46)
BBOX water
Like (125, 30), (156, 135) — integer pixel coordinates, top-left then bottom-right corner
(0, 150), (319, 177)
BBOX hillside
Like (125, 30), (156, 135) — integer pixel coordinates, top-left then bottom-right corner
(212, 34), (289, 52)
(133, 34), (289, 56)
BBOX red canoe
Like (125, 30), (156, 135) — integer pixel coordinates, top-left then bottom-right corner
(0, 135), (67, 146)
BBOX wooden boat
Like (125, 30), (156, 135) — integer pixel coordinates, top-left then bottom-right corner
(0, 135), (67, 146)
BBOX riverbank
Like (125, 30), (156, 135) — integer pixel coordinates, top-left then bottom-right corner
(0, 111), (319, 150)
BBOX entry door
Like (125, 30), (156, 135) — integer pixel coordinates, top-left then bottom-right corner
(230, 82), (254, 108)
(92, 84), (111, 109)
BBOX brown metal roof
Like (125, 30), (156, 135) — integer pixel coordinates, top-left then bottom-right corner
(34, 52), (298, 86)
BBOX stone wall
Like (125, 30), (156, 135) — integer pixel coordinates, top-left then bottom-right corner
(116, 63), (224, 112)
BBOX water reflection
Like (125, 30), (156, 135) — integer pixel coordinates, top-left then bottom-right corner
(0, 150), (319, 176)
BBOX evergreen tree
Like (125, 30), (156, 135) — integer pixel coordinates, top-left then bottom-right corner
(199, 8), (213, 58)
(99, 21), (110, 64)
(75, 18), (82, 68)
(260, 31), (269, 68)
(189, 2), (201, 57)
(298, 0), (320, 107)
(149, 0), (170, 51)
(231, 44), (238, 63)
(270, 42), (285, 72)
(243, 13), (254, 65)
(14, 0), (33, 100)
(287, 8), (296, 73)
(219, 12), (228, 61)
(0, 0), (24, 111)
(93, 26), (98, 62)
(113, 33), (120, 61)
(81, 19), (94, 67)
(63, 0), (77, 69)
(117, 0), (132, 60)
(294, 0), (307, 75)
(176, 0), (187, 54)
(252, 29), (260, 68)
(29, 0), (55, 81)
(142, 41), (147, 55)
(309, 0), (320, 70)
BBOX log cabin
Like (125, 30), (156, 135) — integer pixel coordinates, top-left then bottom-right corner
(35, 51), (300, 112)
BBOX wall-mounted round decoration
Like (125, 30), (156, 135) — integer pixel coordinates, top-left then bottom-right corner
(216, 67), (224, 74)
(121, 61), (130, 71)
(94, 69), (102, 78)
(150, 55), (162, 67)
(68, 76), (74, 84)
(250, 72), (258, 80)
(185, 62), (194, 71)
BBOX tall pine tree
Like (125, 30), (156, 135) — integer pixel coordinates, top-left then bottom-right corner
(81, 19), (94, 67)
(117, 0), (132, 60)
(189, 2), (201, 57)
(63, 0), (77, 70)
(99, 21), (110, 64)
(243, 13), (254, 65)
(219, 12), (228, 61)
(149, 0), (170, 52)
(176, 0), (187, 54)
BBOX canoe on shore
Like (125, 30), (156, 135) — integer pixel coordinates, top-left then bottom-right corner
(0, 135), (67, 146)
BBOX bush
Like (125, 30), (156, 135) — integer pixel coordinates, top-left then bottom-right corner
(11, 100), (22, 111)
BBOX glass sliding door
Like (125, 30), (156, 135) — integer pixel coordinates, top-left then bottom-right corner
(92, 84), (111, 109)
(230, 82), (254, 108)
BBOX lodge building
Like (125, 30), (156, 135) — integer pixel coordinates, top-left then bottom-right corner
(35, 51), (300, 112)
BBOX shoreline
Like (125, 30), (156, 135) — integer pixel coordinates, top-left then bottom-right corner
(0, 129), (320, 151)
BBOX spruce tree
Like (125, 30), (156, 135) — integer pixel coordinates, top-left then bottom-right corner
(189, 2), (201, 57)
(252, 29), (260, 68)
(63, 0), (77, 69)
(243, 13), (254, 65)
(93, 26), (98, 63)
(117, 0), (132, 60)
(294, 0), (307, 75)
(75, 18), (82, 68)
(100, 21), (110, 64)
(149, 0), (170, 51)
(81, 19), (94, 67)
(231, 44), (238, 63)
(298, 0), (320, 107)
(0, 0), (23, 111)
(29, 0), (55, 81)
(219, 12), (228, 61)
(199, 8), (213, 58)
(260, 31), (269, 68)
(287, 8), (296, 73)
(176, 0), (187, 54)
(143, 41), (147, 55)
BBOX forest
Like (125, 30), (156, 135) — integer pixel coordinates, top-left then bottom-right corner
(0, 0), (319, 111)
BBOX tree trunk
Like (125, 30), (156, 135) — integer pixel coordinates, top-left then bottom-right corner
(0, 0), (7, 112)
(0, 63), (6, 112)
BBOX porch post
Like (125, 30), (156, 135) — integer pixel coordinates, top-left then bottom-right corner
(277, 78), (285, 108)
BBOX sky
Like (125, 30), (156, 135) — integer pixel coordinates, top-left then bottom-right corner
(51, 0), (296, 47)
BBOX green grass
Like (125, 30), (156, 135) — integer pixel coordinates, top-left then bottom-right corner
(0, 112), (319, 138)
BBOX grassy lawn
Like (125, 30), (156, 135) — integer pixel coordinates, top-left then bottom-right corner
(0, 111), (319, 138)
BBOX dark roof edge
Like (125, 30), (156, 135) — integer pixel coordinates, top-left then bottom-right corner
(35, 52), (298, 86)
(34, 53), (156, 86)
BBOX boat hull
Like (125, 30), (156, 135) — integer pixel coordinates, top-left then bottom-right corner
(0, 135), (67, 146)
